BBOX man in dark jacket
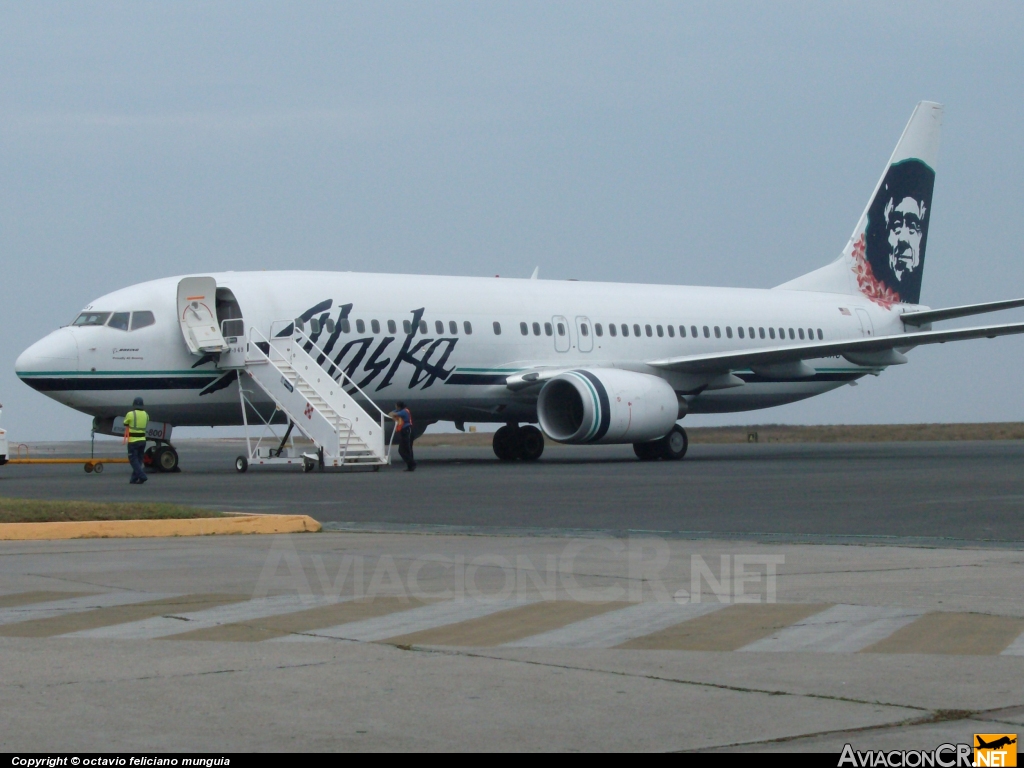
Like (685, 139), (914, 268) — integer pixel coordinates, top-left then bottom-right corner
(389, 401), (416, 471)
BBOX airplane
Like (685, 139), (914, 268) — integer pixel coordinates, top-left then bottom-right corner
(15, 101), (1024, 471)
(976, 737), (1016, 750)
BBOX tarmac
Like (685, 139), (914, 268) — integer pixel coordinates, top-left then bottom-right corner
(0, 439), (1022, 751)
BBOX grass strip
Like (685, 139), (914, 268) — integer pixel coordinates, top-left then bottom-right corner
(0, 498), (229, 524)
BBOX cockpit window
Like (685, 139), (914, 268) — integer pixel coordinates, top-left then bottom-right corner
(131, 311), (155, 330)
(108, 312), (130, 331)
(73, 312), (111, 326)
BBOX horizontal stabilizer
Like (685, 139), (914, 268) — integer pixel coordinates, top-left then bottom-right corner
(647, 321), (1024, 374)
(900, 297), (1024, 326)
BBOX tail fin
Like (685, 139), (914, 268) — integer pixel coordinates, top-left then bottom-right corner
(777, 101), (942, 307)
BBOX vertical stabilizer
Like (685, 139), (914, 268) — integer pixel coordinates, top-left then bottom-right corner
(777, 101), (942, 307)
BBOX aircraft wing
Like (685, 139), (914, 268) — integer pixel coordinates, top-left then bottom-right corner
(646, 321), (1024, 375)
(900, 297), (1024, 326)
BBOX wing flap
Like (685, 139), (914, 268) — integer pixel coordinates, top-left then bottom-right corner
(647, 321), (1024, 374)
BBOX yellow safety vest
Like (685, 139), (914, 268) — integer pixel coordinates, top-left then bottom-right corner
(124, 410), (149, 443)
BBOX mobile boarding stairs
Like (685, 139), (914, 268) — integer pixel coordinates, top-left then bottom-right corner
(218, 324), (394, 473)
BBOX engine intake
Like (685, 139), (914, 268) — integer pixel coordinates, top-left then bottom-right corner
(537, 369), (681, 444)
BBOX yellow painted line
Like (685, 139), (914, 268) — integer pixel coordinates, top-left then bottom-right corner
(616, 603), (831, 651)
(383, 600), (633, 648)
(0, 594), (248, 638)
(0, 515), (321, 541)
(7, 458), (129, 464)
(861, 612), (1024, 656)
(0, 591), (96, 609)
(166, 596), (438, 642)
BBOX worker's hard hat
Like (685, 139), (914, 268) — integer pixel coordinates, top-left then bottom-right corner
(133, 396), (144, 407)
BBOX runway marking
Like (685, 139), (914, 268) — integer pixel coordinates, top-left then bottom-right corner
(273, 597), (538, 643)
(0, 591), (97, 610)
(168, 596), (439, 642)
(737, 605), (926, 653)
(862, 612), (1024, 655)
(615, 603), (831, 651)
(384, 600), (631, 648)
(503, 601), (727, 649)
(65, 594), (348, 640)
(1001, 630), (1024, 656)
(0, 593), (237, 638)
(0, 591), (184, 633)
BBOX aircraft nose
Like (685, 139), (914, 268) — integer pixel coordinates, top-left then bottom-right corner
(15, 328), (79, 377)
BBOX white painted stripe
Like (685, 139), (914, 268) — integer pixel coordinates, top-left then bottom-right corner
(273, 598), (534, 643)
(1000, 630), (1024, 656)
(503, 601), (726, 649)
(737, 604), (925, 653)
(65, 594), (351, 640)
(0, 592), (179, 626)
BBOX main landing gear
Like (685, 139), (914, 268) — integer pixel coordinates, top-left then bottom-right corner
(633, 424), (688, 461)
(143, 442), (180, 473)
(493, 423), (545, 462)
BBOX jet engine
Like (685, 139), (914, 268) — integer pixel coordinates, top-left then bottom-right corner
(536, 369), (682, 444)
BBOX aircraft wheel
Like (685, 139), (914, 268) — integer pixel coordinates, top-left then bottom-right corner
(633, 441), (660, 461)
(155, 445), (179, 472)
(659, 425), (688, 461)
(492, 425), (521, 461)
(143, 446), (156, 467)
(235, 456), (248, 473)
(520, 426), (545, 461)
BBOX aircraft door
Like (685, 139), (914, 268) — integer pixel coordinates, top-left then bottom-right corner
(177, 277), (229, 355)
(575, 316), (593, 352)
(855, 308), (874, 337)
(552, 316), (571, 353)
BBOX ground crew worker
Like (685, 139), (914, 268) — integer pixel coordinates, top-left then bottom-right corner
(389, 401), (416, 471)
(124, 396), (149, 485)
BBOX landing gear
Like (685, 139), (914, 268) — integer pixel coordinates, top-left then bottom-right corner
(144, 443), (180, 472)
(633, 425), (688, 461)
(492, 423), (545, 461)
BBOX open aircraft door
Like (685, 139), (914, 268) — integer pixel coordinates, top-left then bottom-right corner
(177, 277), (229, 355)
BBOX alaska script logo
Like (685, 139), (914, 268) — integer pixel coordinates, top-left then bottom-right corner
(281, 300), (456, 392)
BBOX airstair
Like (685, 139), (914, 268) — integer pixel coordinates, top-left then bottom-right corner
(221, 326), (393, 472)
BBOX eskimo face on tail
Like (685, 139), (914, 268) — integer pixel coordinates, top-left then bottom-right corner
(862, 159), (935, 305)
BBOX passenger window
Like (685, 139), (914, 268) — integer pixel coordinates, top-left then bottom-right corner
(621, 324), (629, 337)
(372, 319), (381, 334)
(420, 320), (428, 334)
(769, 327), (776, 339)
(633, 324), (641, 337)
(759, 327), (765, 339)
(544, 322), (553, 336)
(656, 325), (664, 337)
(435, 320), (443, 335)
(726, 327), (733, 339)
(808, 328), (814, 340)
(73, 311), (111, 326)
(779, 328), (785, 339)
(389, 320), (397, 334)
(533, 322), (541, 336)
(294, 318), (305, 333)
(691, 325), (698, 338)
(714, 326), (721, 338)
(449, 320), (458, 335)
(667, 325), (675, 338)
(594, 323), (603, 337)
(520, 322), (529, 336)
(557, 322), (566, 336)
(310, 318), (321, 334)
(817, 328), (824, 340)
(749, 327), (755, 339)
(108, 312), (130, 331)
(403, 320), (411, 334)
(130, 311), (155, 331)
(464, 321), (473, 335)
(645, 324), (652, 337)
(703, 326), (710, 338)
(493, 321), (502, 335)
(789, 328), (795, 340)
(342, 319), (352, 333)
(798, 328), (805, 340)
(737, 327), (744, 339)
(580, 323), (589, 337)
(356, 319), (366, 334)
(609, 323), (617, 337)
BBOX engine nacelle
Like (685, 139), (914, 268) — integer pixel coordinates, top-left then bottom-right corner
(537, 369), (681, 444)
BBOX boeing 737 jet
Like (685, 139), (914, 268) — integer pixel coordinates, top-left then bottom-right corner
(15, 102), (1024, 471)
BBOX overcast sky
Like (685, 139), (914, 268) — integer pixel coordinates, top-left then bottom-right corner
(2, 1), (1024, 441)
